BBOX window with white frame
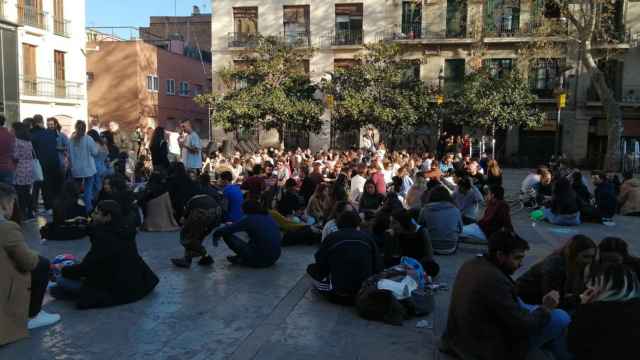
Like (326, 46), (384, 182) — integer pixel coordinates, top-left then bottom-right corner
(147, 75), (159, 92)
(166, 79), (176, 95)
(179, 81), (190, 96)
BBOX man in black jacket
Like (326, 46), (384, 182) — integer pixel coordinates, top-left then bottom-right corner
(307, 210), (381, 305)
(440, 230), (572, 360)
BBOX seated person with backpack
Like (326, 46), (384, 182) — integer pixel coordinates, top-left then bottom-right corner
(40, 181), (88, 241)
(51, 200), (159, 309)
(384, 209), (439, 277)
(440, 230), (572, 360)
(307, 210), (381, 305)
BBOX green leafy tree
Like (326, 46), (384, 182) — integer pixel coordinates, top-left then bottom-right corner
(445, 69), (546, 140)
(321, 42), (438, 148)
(195, 36), (324, 143)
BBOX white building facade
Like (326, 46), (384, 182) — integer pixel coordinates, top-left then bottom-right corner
(1, 0), (87, 131)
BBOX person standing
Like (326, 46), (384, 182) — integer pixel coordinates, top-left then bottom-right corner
(0, 183), (60, 346)
(149, 126), (170, 171)
(87, 130), (109, 207)
(11, 123), (35, 221)
(48, 118), (70, 179)
(0, 115), (16, 185)
(69, 121), (98, 213)
(179, 120), (202, 173)
(30, 115), (62, 213)
(107, 121), (131, 154)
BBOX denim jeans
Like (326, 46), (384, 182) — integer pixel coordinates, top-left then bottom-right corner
(543, 208), (581, 226)
(461, 223), (487, 242)
(518, 298), (573, 360)
(77, 176), (95, 214)
(0, 170), (14, 185)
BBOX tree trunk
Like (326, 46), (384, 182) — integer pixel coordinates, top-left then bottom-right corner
(582, 47), (624, 171)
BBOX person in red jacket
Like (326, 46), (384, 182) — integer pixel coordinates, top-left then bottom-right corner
(461, 185), (512, 243)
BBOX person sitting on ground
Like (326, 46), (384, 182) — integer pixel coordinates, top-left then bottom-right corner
(384, 209), (439, 276)
(171, 192), (223, 268)
(40, 181), (88, 241)
(359, 179), (385, 219)
(306, 182), (331, 225)
(51, 200), (159, 309)
(95, 175), (139, 228)
(211, 200), (281, 267)
(418, 185), (463, 255)
(486, 159), (503, 187)
(516, 235), (597, 311)
(219, 171), (244, 223)
(1, 184), (60, 346)
(543, 177), (581, 226)
(241, 164), (266, 202)
(534, 169), (554, 207)
(405, 173), (427, 210)
(567, 263), (640, 360)
(322, 201), (355, 242)
(618, 171), (640, 217)
(440, 230), (572, 360)
(571, 171), (592, 207)
(591, 171), (617, 223)
(591, 237), (640, 279)
(307, 210), (381, 305)
(466, 160), (487, 193)
(349, 163), (367, 204)
(452, 176), (484, 225)
(461, 185), (512, 243)
(137, 172), (179, 232)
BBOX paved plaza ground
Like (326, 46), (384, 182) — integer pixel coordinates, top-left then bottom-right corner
(1, 169), (638, 360)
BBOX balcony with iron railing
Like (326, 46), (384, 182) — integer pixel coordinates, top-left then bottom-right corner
(17, 5), (47, 30)
(227, 32), (259, 48)
(323, 30), (363, 47)
(587, 86), (640, 105)
(375, 23), (474, 43)
(282, 31), (311, 47)
(20, 76), (84, 100)
(54, 17), (71, 37)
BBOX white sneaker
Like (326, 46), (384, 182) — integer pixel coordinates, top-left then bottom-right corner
(28, 310), (61, 330)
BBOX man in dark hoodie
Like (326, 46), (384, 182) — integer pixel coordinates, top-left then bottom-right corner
(592, 171), (617, 223)
(30, 115), (62, 212)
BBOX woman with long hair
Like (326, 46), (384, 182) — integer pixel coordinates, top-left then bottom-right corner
(306, 182), (331, 224)
(486, 159), (503, 187)
(517, 234), (597, 309)
(568, 264), (640, 359)
(87, 130), (109, 206)
(69, 121), (98, 213)
(40, 181), (88, 241)
(11, 122), (35, 221)
(358, 179), (385, 217)
(592, 237), (640, 279)
(543, 177), (581, 226)
(149, 126), (169, 171)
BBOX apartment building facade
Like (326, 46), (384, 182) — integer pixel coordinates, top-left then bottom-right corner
(87, 33), (210, 136)
(0, 0), (87, 132)
(212, 0), (640, 167)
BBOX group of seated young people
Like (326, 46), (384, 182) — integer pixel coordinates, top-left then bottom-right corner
(441, 231), (640, 360)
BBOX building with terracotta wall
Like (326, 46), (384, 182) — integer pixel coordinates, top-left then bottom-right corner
(87, 37), (210, 136)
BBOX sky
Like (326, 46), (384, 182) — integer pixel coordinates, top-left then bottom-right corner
(86, 0), (211, 28)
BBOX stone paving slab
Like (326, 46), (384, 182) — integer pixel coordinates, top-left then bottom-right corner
(1, 169), (638, 360)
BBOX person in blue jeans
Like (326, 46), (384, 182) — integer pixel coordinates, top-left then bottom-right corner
(212, 199), (281, 268)
(440, 230), (572, 360)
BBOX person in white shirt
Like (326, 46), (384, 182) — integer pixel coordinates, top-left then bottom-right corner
(179, 120), (202, 172)
(349, 163), (367, 204)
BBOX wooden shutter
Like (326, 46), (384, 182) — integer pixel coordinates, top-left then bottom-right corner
(54, 51), (65, 81)
(54, 0), (63, 19)
(22, 44), (36, 79)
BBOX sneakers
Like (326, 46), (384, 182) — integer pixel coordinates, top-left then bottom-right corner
(28, 310), (61, 330)
(198, 255), (214, 266)
(171, 257), (193, 268)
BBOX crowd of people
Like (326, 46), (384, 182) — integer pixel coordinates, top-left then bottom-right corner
(2, 117), (640, 358)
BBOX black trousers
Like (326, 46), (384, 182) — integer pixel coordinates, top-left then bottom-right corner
(41, 164), (63, 210)
(15, 184), (34, 218)
(29, 256), (50, 318)
(222, 233), (278, 268)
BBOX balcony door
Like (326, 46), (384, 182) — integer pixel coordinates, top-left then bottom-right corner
(444, 59), (465, 94)
(283, 5), (310, 46)
(54, 0), (64, 34)
(402, 2), (422, 38)
(446, 0), (467, 38)
(484, 0), (520, 34)
(233, 7), (258, 46)
(335, 3), (363, 45)
(22, 43), (36, 95)
(54, 50), (65, 97)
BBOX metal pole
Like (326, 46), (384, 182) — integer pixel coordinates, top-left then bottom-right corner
(555, 106), (562, 157)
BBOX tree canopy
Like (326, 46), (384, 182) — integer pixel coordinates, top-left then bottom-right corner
(195, 36), (324, 140)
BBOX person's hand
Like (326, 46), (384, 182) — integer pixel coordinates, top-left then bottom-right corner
(580, 286), (600, 304)
(542, 290), (560, 310)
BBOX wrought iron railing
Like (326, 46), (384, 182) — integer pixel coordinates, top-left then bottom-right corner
(20, 77), (84, 100)
(54, 17), (71, 37)
(484, 18), (520, 36)
(326, 30), (363, 46)
(227, 32), (259, 48)
(17, 5), (47, 30)
(282, 31), (311, 47)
